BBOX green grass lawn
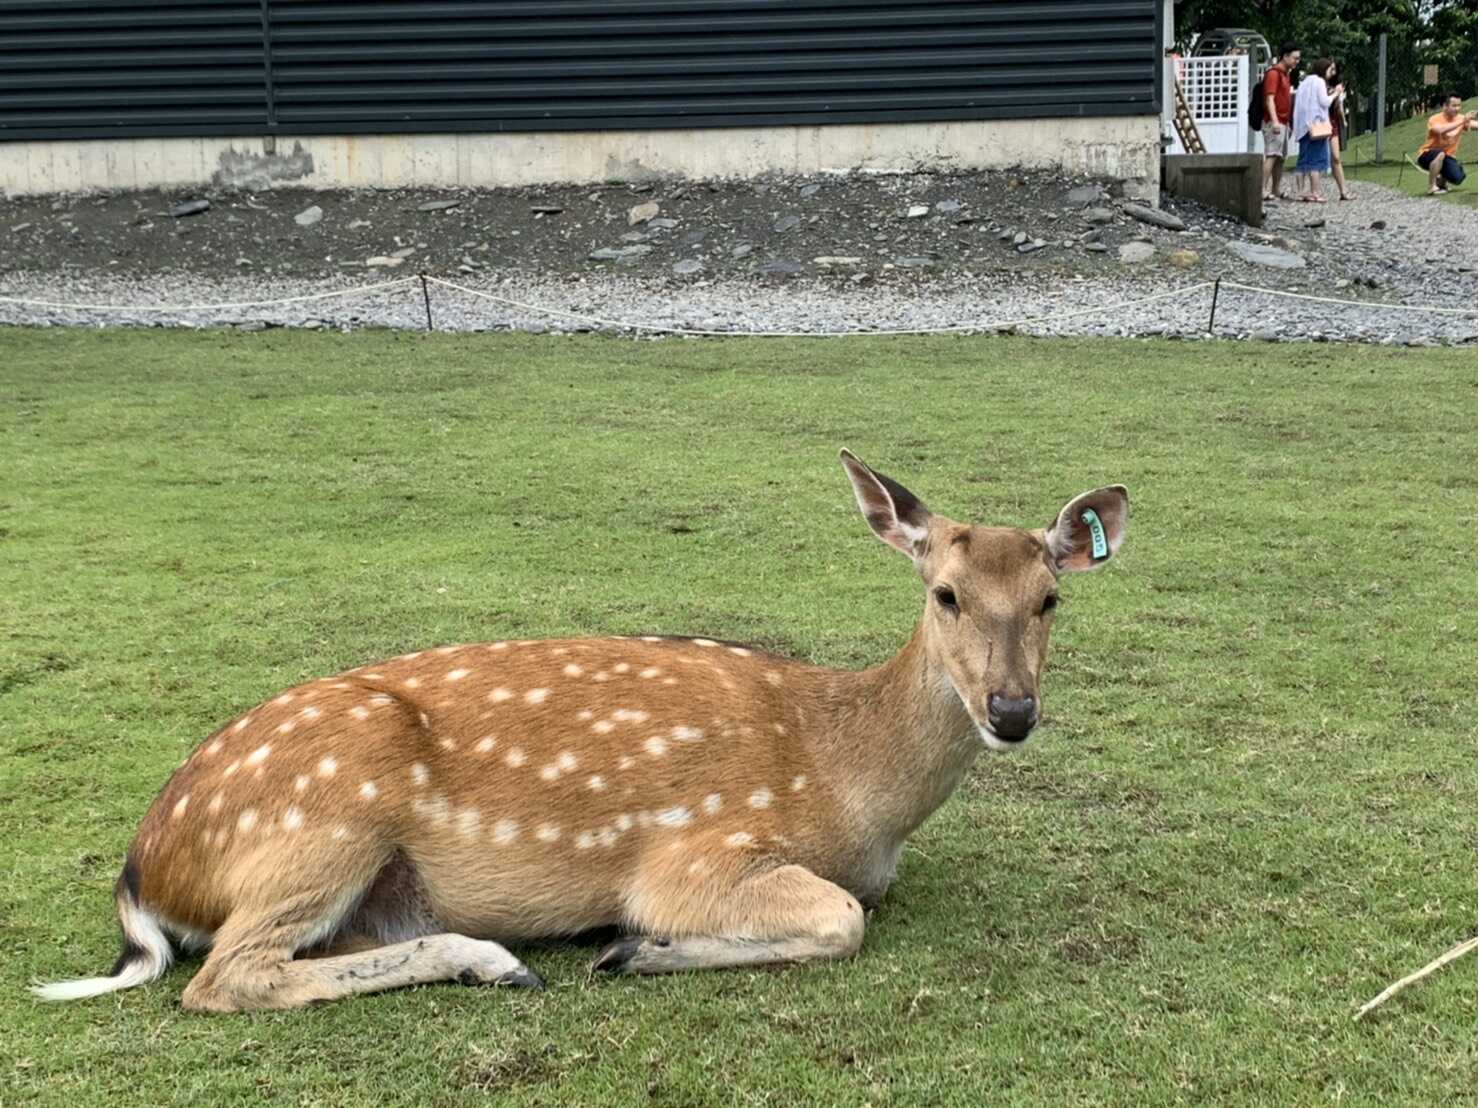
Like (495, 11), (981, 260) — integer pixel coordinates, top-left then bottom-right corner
(3, 327), (1477, 1105)
(1341, 96), (1478, 208)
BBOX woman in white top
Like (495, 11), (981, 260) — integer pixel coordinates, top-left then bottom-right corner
(1292, 58), (1344, 203)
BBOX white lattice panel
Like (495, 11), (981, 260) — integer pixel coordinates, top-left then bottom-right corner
(1168, 55), (1254, 155)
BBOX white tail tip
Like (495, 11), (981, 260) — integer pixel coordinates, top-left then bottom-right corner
(32, 898), (172, 1002)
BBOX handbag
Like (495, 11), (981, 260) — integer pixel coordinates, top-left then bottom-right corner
(1308, 120), (1333, 139)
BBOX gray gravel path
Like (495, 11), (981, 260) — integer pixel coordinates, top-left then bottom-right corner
(2, 180), (1475, 345)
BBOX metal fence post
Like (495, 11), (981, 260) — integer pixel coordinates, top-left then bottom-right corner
(1376, 34), (1388, 164)
(419, 274), (434, 331)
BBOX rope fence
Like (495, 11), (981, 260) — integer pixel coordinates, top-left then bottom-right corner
(0, 274), (1475, 337)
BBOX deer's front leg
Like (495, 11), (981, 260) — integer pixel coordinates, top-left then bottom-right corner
(594, 852), (865, 975)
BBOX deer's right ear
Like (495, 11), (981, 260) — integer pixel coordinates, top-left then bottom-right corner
(840, 449), (932, 561)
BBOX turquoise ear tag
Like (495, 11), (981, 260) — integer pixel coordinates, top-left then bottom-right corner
(1080, 508), (1109, 560)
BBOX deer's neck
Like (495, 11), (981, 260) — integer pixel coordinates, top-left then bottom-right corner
(810, 623), (980, 843)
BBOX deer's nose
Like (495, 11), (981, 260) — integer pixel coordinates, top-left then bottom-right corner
(987, 694), (1037, 740)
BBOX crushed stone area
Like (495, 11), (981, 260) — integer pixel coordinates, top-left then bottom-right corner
(2, 172), (1476, 344)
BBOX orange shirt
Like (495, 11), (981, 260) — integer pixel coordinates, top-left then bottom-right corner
(1419, 112), (1469, 158)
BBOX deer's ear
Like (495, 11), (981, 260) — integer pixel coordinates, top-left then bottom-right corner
(840, 449), (932, 561)
(1045, 486), (1129, 574)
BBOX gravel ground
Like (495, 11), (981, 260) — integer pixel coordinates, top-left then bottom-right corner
(2, 171), (1476, 344)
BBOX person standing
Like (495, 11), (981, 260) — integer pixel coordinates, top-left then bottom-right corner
(1261, 43), (1301, 202)
(1417, 92), (1478, 195)
(1327, 64), (1355, 201)
(1292, 58), (1342, 203)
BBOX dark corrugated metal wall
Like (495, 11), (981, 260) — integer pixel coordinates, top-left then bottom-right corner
(1, 0), (1160, 141)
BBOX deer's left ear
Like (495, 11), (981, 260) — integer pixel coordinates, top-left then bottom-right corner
(1045, 486), (1129, 574)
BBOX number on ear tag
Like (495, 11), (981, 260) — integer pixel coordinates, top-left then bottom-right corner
(1081, 508), (1109, 561)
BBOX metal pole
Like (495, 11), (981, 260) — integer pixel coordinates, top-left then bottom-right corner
(419, 273), (434, 331)
(1208, 278), (1221, 334)
(1376, 34), (1388, 164)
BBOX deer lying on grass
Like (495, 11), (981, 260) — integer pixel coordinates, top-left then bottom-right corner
(35, 452), (1128, 1012)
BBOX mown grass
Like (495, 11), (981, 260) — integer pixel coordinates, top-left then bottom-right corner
(2, 327), (1477, 1106)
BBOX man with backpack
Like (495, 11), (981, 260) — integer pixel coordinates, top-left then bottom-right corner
(1257, 43), (1301, 202)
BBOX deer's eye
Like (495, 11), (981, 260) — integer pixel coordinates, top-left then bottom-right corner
(934, 586), (958, 611)
(1041, 593), (1060, 616)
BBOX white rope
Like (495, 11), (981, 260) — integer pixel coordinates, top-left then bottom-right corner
(423, 276), (1219, 337)
(1220, 281), (1478, 317)
(0, 276), (421, 314)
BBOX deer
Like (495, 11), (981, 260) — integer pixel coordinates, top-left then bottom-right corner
(33, 451), (1128, 1012)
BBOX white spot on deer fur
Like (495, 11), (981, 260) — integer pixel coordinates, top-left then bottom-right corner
(411, 763), (429, 786)
(765, 671), (783, 686)
(295, 774), (310, 793)
(587, 775), (606, 792)
(474, 736), (496, 753)
(301, 706), (322, 720)
(592, 671), (610, 682)
(613, 708), (650, 724)
(526, 687), (551, 704)
(445, 668), (470, 682)
(276, 720), (296, 735)
(791, 775), (808, 792)
(773, 723), (788, 736)
(726, 832), (755, 848)
(592, 720), (615, 734)
(458, 809), (480, 837)
(172, 795), (190, 819)
(223, 760), (241, 778)
(344, 704), (366, 720)
(332, 826), (348, 840)
(558, 752), (577, 773)
(493, 819), (518, 844)
(692, 639), (717, 647)
(273, 694), (294, 706)
(417, 712), (430, 728)
(362, 673), (385, 681)
(536, 823), (561, 842)
(615, 813), (634, 832)
(246, 744), (271, 767)
(369, 694), (394, 706)
(613, 663), (631, 674)
(641, 636), (662, 642)
(232, 719), (250, 733)
(672, 725), (704, 742)
(359, 780), (378, 801)
(208, 794), (224, 815)
(540, 763), (559, 782)
(404, 677), (421, 690)
(204, 740), (223, 757)
(490, 641), (508, 650)
(574, 831), (595, 850)
(704, 793), (723, 815)
(238, 809), (259, 832)
(561, 664), (583, 678)
(655, 806), (692, 827)
(689, 860), (708, 875)
(577, 709), (595, 722)
(662, 677), (678, 685)
(283, 807), (304, 831)
(439, 738), (457, 751)
(435, 646), (458, 656)
(489, 688), (513, 703)
(748, 788), (773, 809)
(645, 737), (668, 756)
(618, 756), (636, 770)
(597, 828), (619, 847)
(729, 646), (752, 657)
(506, 747), (527, 768)
(318, 756), (338, 777)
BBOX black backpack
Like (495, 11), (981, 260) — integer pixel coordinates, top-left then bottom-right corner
(1248, 76), (1266, 129)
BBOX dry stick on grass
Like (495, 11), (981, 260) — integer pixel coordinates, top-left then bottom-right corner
(1354, 935), (1478, 1020)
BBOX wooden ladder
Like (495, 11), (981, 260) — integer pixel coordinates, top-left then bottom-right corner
(1172, 73), (1207, 154)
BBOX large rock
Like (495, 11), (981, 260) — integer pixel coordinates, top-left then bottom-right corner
(628, 201), (660, 226)
(294, 205), (323, 227)
(1228, 240), (1306, 269)
(1125, 205), (1186, 231)
(1118, 242), (1155, 263)
(1084, 207), (1115, 226)
(1066, 185), (1105, 205)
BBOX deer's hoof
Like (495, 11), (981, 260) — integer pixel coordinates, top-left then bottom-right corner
(592, 936), (650, 974)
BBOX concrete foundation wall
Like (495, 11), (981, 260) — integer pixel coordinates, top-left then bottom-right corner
(1163, 154), (1264, 227)
(2, 117), (1161, 199)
